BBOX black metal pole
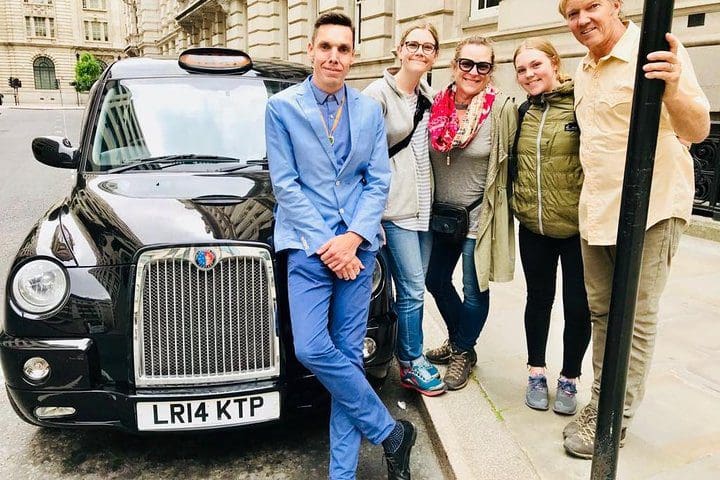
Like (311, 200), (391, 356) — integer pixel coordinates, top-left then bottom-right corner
(591, 1), (675, 478)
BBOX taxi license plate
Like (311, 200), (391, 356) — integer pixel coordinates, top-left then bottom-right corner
(136, 391), (280, 431)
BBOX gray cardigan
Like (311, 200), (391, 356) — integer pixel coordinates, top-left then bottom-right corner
(363, 69), (435, 221)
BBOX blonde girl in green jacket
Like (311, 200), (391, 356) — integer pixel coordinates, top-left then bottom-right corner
(512, 37), (590, 416)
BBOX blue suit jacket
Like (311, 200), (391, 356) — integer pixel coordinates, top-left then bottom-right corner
(265, 77), (391, 255)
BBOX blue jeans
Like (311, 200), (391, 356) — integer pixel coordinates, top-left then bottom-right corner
(287, 249), (395, 480)
(425, 235), (490, 352)
(382, 221), (433, 362)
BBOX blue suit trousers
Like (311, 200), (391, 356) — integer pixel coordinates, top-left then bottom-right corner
(287, 249), (395, 480)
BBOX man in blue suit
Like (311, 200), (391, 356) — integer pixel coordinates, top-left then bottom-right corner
(265, 12), (416, 480)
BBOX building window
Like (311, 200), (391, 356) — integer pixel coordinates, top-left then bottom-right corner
(34, 56), (57, 90)
(688, 13), (705, 28)
(25, 16), (55, 38)
(84, 20), (109, 41)
(24, 0), (53, 4)
(471, 0), (500, 18)
(354, 0), (362, 47)
(83, 0), (106, 10)
(34, 17), (47, 37)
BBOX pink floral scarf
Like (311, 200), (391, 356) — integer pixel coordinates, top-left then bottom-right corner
(428, 83), (497, 153)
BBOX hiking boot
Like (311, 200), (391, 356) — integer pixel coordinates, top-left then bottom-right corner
(563, 404), (597, 439)
(443, 349), (477, 390)
(399, 356), (446, 397)
(383, 420), (417, 480)
(525, 375), (549, 411)
(564, 418), (627, 459)
(553, 378), (578, 415)
(425, 339), (454, 365)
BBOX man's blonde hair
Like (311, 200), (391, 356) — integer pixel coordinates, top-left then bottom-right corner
(557, 0), (624, 19)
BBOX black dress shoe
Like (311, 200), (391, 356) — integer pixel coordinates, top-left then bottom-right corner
(383, 420), (417, 480)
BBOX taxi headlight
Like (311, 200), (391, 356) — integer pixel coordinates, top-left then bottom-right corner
(371, 257), (383, 295)
(11, 259), (69, 315)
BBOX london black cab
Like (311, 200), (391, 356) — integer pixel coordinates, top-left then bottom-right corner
(1, 49), (397, 432)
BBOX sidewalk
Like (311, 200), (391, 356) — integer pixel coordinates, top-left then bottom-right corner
(418, 219), (720, 480)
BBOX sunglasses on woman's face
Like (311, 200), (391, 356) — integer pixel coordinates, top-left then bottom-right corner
(456, 58), (493, 75)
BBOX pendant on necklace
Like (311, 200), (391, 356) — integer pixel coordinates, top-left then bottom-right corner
(328, 136), (335, 145)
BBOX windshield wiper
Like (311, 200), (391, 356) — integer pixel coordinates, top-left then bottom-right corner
(219, 158), (268, 172)
(106, 154), (242, 173)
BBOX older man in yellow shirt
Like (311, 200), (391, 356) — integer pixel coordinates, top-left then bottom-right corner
(557, 0), (711, 459)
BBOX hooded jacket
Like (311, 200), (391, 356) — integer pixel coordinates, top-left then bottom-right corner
(363, 68), (435, 221)
(511, 80), (582, 238)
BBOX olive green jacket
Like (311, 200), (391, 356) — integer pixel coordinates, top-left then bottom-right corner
(473, 91), (518, 291)
(511, 80), (582, 238)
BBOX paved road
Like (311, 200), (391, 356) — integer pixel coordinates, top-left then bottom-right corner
(0, 107), (445, 480)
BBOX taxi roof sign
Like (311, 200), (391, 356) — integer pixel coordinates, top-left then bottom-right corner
(178, 48), (253, 74)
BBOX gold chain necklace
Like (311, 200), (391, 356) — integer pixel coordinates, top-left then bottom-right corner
(318, 96), (346, 146)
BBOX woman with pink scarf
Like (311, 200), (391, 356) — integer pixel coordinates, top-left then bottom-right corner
(424, 36), (517, 391)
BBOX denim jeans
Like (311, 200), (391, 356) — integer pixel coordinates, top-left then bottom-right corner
(382, 221), (433, 362)
(426, 234), (490, 352)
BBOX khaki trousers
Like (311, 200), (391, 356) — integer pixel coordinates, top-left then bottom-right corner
(581, 218), (684, 424)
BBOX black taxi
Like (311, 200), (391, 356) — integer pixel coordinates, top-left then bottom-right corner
(1, 49), (397, 432)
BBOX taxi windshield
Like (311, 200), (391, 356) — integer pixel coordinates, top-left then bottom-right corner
(87, 76), (292, 171)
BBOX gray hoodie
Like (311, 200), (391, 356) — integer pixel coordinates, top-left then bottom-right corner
(363, 68), (435, 221)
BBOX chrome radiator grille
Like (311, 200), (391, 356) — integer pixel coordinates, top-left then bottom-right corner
(133, 246), (279, 387)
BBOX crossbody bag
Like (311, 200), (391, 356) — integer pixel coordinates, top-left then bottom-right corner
(430, 194), (485, 240)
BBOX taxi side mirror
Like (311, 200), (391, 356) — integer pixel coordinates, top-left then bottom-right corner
(31, 136), (79, 169)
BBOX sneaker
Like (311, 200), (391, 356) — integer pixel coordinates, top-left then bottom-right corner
(414, 354), (441, 379)
(399, 358), (447, 397)
(525, 375), (549, 411)
(425, 339), (454, 365)
(563, 416), (627, 459)
(383, 420), (417, 480)
(553, 378), (578, 415)
(563, 404), (597, 439)
(443, 349), (477, 390)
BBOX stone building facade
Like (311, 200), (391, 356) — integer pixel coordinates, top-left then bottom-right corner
(119, 0), (720, 116)
(0, 0), (127, 105)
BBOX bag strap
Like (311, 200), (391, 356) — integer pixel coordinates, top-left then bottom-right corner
(466, 193), (485, 211)
(509, 100), (531, 183)
(388, 94), (432, 158)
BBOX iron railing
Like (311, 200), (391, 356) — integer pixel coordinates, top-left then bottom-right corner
(692, 121), (720, 220)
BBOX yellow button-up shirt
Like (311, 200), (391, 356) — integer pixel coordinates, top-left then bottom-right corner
(574, 21), (709, 245)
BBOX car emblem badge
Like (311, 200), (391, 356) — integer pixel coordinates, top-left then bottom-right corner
(194, 249), (217, 270)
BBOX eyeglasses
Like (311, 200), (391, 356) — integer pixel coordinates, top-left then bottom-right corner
(456, 58), (493, 75)
(403, 41), (437, 55)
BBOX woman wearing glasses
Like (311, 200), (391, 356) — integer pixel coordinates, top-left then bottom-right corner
(363, 23), (445, 395)
(424, 36), (517, 390)
(512, 38), (589, 415)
